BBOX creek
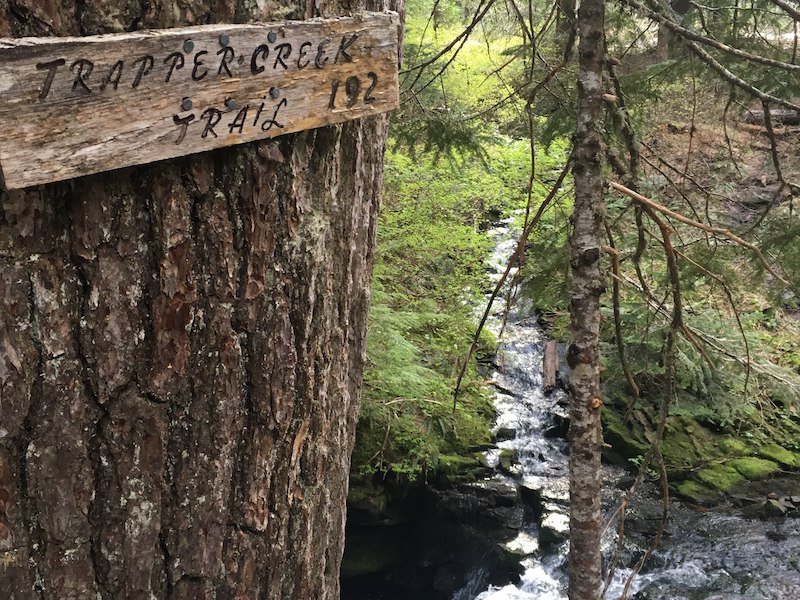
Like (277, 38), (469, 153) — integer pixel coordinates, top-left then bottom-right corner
(464, 224), (800, 600)
(341, 223), (800, 600)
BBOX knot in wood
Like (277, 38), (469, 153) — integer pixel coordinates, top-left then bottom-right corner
(566, 343), (593, 368)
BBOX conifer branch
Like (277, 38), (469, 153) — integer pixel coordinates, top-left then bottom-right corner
(609, 181), (789, 284)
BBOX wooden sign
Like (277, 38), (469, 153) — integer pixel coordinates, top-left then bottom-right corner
(0, 12), (400, 190)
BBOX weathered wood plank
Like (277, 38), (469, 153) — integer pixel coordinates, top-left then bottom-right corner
(0, 12), (400, 189)
(743, 108), (800, 126)
(543, 339), (558, 393)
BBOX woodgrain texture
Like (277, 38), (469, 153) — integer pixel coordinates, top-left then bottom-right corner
(543, 339), (558, 393)
(0, 11), (399, 189)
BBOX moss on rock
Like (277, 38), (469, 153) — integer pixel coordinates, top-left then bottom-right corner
(729, 457), (779, 479)
(661, 417), (718, 473)
(675, 480), (719, 504)
(436, 454), (492, 484)
(695, 464), (746, 492)
(602, 409), (648, 462)
(758, 443), (800, 468)
(718, 437), (750, 456)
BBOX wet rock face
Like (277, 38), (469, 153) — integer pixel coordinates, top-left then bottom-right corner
(341, 480), (527, 600)
(740, 494), (800, 519)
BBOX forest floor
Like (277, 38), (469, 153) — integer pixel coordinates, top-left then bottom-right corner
(601, 86), (800, 505)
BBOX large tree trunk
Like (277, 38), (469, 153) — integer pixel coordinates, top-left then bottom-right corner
(0, 1), (398, 598)
(567, 0), (605, 598)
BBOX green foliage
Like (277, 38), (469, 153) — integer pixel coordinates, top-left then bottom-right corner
(395, 0), (531, 159)
(355, 0), (800, 489)
(354, 141), (532, 480)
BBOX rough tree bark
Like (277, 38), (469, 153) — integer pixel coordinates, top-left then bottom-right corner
(0, 1), (400, 598)
(567, 0), (606, 598)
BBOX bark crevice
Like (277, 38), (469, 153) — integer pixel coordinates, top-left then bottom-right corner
(0, 2), (397, 597)
(19, 271), (48, 600)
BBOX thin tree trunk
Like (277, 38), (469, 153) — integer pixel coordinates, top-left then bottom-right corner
(0, 1), (399, 598)
(567, 0), (606, 597)
(656, 22), (671, 60)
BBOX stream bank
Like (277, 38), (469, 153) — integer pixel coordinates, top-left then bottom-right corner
(342, 221), (800, 599)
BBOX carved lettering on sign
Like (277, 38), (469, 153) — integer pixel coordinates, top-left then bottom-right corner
(0, 12), (400, 190)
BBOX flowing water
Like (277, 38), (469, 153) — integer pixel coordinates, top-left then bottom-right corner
(460, 224), (800, 600)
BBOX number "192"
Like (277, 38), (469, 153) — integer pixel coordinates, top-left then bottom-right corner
(328, 72), (378, 109)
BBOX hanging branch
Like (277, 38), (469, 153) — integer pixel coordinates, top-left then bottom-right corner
(603, 230), (641, 401)
(626, 0), (800, 72)
(619, 322), (675, 597)
(722, 90), (744, 180)
(400, 0), (497, 96)
(452, 158), (572, 408)
(615, 205), (681, 600)
(673, 247), (752, 394)
(620, 0), (800, 112)
(682, 54), (698, 187)
(769, 0), (800, 22)
(737, 100), (797, 234)
(609, 181), (789, 284)
(761, 100), (790, 188)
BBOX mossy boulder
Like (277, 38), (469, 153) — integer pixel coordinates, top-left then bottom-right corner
(661, 417), (716, 472)
(675, 480), (719, 504)
(498, 448), (518, 476)
(436, 454), (492, 484)
(695, 464), (746, 492)
(602, 409), (648, 463)
(718, 437), (750, 456)
(602, 390), (800, 507)
(670, 449), (782, 504)
(758, 443), (800, 468)
(729, 457), (779, 479)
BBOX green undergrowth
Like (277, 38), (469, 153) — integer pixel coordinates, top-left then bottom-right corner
(351, 133), (573, 483)
(351, 0), (571, 486)
(518, 79), (800, 503)
(352, 141), (535, 482)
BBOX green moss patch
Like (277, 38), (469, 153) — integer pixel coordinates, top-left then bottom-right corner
(675, 480), (719, 504)
(661, 417), (718, 471)
(695, 464), (746, 492)
(728, 457), (779, 479)
(718, 437), (749, 456)
(435, 454), (491, 484)
(758, 443), (800, 468)
(602, 410), (649, 462)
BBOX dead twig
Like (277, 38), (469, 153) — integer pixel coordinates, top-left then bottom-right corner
(609, 181), (788, 284)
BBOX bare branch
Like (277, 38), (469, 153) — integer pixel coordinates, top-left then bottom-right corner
(769, 0), (800, 21)
(625, 0), (800, 72)
(609, 181), (789, 284)
(452, 158), (573, 406)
